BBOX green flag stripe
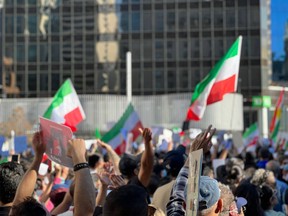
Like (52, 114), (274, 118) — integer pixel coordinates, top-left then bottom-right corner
(43, 79), (73, 119)
(271, 121), (280, 140)
(191, 37), (240, 104)
(243, 123), (258, 138)
(102, 103), (134, 142)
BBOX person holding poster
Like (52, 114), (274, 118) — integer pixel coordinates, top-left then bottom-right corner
(10, 132), (96, 216)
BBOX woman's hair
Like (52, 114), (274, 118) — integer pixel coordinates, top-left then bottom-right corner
(259, 184), (274, 210)
(234, 182), (264, 216)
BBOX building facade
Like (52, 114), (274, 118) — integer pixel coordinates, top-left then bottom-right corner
(0, 0), (271, 125)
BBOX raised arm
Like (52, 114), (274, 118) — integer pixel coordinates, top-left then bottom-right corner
(67, 139), (95, 216)
(97, 140), (121, 175)
(12, 132), (45, 206)
(138, 128), (154, 187)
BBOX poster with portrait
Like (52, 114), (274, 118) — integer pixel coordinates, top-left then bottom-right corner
(39, 117), (73, 168)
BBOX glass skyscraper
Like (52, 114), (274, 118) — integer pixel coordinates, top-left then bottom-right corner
(0, 0), (271, 115)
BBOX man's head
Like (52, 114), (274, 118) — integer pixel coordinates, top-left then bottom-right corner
(10, 196), (50, 216)
(198, 176), (223, 216)
(88, 153), (103, 170)
(103, 185), (148, 216)
(0, 162), (24, 206)
(163, 150), (185, 178)
(266, 160), (281, 179)
(119, 153), (141, 179)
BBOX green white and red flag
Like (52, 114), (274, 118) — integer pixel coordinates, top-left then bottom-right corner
(269, 89), (285, 142)
(101, 103), (143, 155)
(186, 36), (242, 121)
(43, 79), (85, 131)
(243, 122), (259, 148)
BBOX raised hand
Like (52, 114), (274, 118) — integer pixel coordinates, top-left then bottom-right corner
(32, 131), (45, 157)
(140, 128), (152, 144)
(190, 125), (216, 153)
(109, 174), (126, 190)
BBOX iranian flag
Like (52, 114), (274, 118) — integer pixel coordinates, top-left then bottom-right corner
(269, 89), (284, 142)
(43, 79), (85, 131)
(102, 103), (143, 155)
(243, 123), (259, 147)
(186, 36), (242, 121)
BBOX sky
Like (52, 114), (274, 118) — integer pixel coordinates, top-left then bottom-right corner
(271, 0), (288, 60)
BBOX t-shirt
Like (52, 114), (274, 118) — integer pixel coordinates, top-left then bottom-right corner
(128, 176), (151, 203)
(0, 206), (11, 216)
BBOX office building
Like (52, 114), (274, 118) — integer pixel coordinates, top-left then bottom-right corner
(0, 0), (271, 126)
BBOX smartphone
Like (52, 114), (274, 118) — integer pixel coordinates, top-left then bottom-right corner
(11, 154), (20, 163)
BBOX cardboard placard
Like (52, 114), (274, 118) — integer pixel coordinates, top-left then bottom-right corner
(186, 149), (203, 216)
(40, 117), (73, 168)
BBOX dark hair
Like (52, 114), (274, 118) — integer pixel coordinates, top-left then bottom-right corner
(88, 154), (101, 168)
(0, 162), (24, 204)
(10, 197), (49, 216)
(119, 154), (139, 178)
(163, 150), (185, 177)
(259, 184), (274, 210)
(103, 185), (148, 216)
(234, 183), (265, 216)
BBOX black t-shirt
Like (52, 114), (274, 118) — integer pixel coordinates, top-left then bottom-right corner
(128, 176), (151, 204)
(0, 206), (11, 216)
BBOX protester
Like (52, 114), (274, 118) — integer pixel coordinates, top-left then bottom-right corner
(0, 162), (24, 216)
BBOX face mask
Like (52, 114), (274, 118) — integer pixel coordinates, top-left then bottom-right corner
(283, 174), (288, 182)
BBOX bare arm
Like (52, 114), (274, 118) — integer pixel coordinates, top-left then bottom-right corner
(51, 190), (73, 215)
(138, 128), (154, 187)
(98, 140), (121, 175)
(67, 139), (96, 216)
(12, 132), (45, 206)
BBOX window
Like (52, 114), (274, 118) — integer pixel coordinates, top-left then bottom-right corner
(191, 38), (200, 58)
(214, 39), (224, 58)
(28, 15), (37, 34)
(179, 40), (188, 59)
(143, 70), (153, 90)
(249, 7), (260, 27)
(167, 41), (175, 59)
(120, 12), (129, 32)
(17, 16), (25, 34)
(155, 69), (164, 90)
(167, 11), (175, 31)
(226, 9), (235, 28)
(238, 8), (247, 28)
(28, 44), (37, 62)
(250, 37), (260, 57)
(52, 73), (60, 91)
(202, 10), (211, 29)
(214, 9), (223, 28)
(17, 45), (25, 62)
(52, 44), (60, 62)
(40, 44), (48, 62)
(179, 69), (189, 89)
(131, 12), (140, 32)
(203, 39), (211, 58)
(178, 10), (187, 30)
(190, 9), (199, 29)
(167, 70), (176, 90)
(155, 11), (164, 32)
(5, 16), (14, 34)
(143, 40), (152, 60)
(155, 41), (164, 60)
(28, 74), (37, 91)
(143, 12), (152, 31)
(132, 40), (141, 60)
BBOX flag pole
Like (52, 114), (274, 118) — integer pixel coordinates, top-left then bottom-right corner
(126, 52), (132, 105)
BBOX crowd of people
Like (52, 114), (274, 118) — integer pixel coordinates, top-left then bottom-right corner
(0, 125), (288, 216)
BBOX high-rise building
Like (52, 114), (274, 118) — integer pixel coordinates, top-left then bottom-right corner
(0, 0), (271, 125)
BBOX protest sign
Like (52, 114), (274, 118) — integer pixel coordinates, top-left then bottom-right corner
(39, 117), (73, 168)
(186, 149), (203, 216)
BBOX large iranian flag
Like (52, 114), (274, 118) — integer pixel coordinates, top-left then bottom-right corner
(102, 103), (143, 154)
(186, 36), (242, 121)
(43, 79), (85, 131)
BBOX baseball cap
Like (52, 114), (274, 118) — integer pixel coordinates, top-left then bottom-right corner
(119, 153), (142, 177)
(199, 176), (221, 211)
(235, 197), (247, 213)
(163, 150), (185, 177)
